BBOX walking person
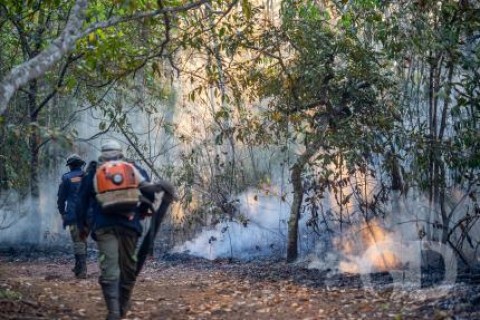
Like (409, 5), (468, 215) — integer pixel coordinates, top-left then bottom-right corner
(76, 140), (153, 320)
(57, 153), (87, 279)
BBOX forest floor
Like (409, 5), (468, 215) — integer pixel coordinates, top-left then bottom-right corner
(1, 252), (480, 320)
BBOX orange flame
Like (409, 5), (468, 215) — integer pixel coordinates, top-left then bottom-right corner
(337, 221), (400, 273)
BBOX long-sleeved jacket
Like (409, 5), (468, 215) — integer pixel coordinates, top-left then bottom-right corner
(57, 168), (84, 228)
(76, 160), (153, 239)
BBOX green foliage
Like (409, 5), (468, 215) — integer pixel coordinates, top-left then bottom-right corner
(1, 0), (478, 252)
(379, 0), (480, 195)
(256, 0), (399, 157)
(0, 288), (22, 300)
(0, 0), (187, 192)
(223, 0), (479, 248)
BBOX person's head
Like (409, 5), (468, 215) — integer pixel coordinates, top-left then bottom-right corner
(66, 154), (85, 170)
(100, 140), (124, 161)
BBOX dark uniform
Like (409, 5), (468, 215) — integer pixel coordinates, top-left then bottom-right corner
(57, 154), (87, 279)
(76, 141), (153, 320)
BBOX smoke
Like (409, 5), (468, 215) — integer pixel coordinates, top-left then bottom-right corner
(173, 188), (292, 260)
(306, 191), (479, 275)
(0, 176), (67, 247)
(171, 171), (480, 276)
(0, 84), (178, 249)
(0, 191), (31, 245)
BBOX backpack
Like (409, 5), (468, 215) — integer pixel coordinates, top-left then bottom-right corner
(95, 161), (141, 216)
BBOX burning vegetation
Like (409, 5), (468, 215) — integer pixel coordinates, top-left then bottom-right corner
(337, 221), (400, 273)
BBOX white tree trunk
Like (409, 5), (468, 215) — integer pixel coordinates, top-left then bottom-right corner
(0, 0), (87, 114)
(0, 0), (208, 114)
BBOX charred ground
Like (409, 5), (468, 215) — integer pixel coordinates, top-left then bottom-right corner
(1, 250), (480, 319)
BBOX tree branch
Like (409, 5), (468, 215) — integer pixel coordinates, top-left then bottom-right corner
(0, 0), (87, 114)
(30, 54), (83, 119)
(77, 0), (210, 39)
(0, 0), (212, 115)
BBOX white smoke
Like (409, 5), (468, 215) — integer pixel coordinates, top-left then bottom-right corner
(0, 175), (67, 247)
(0, 191), (31, 243)
(170, 173), (480, 274)
(173, 188), (292, 260)
(305, 190), (479, 274)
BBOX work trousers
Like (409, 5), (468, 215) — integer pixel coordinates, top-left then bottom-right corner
(69, 225), (87, 255)
(95, 226), (139, 283)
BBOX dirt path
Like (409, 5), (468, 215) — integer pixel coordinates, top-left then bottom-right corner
(1, 256), (479, 319)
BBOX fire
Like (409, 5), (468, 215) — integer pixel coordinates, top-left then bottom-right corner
(337, 221), (400, 273)
(365, 245), (399, 271)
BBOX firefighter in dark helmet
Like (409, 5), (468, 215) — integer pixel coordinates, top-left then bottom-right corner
(57, 153), (87, 279)
(76, 140), (153, 320)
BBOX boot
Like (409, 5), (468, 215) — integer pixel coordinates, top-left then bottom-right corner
(76, 254), (87, 279)
(119, 280), (135, 317)
(100, 280), (121, 320)
(72, 254), (81, 276)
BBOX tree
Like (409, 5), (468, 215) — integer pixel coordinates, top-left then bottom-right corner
(0, 0), (237, 243)
(377, 0), (480, 261)
(0, 0), (211, 113)
(0, 0), (229, 196)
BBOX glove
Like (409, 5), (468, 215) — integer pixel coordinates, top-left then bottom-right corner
(140, 208), (153, 219)
(60, 214), (67, 228)
(79, 227), (89, 241)
(138, 195), (154, 219)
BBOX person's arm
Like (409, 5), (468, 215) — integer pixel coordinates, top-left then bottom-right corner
(132, 163), (148, 184)
(133, 163), (155, 217)
(76, 162), (96, 237)
(57, 175), (68, 216)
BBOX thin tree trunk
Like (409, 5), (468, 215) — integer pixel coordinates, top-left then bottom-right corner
(286, 138), (323, 262)
(287, 161), (304, 262)
(27, 79), (41, 244)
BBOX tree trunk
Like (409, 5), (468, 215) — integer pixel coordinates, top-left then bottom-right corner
(0, 0), (87, 113)
(286, 138), (323, 262)
(286, 162), (304, 262)
(28, 80), (40, 198)
(27, 79), (42, 245)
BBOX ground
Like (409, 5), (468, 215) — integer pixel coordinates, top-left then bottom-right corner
(1, 253), (480, 320)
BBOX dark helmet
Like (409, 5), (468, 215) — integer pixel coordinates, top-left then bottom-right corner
(66, 153), (85, 167)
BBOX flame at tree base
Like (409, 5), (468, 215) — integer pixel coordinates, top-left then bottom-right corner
(339, 247), (400, 273)
(337, 221), (401, 273)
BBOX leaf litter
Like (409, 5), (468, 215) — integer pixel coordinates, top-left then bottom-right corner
(0, 254), (480, 319)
